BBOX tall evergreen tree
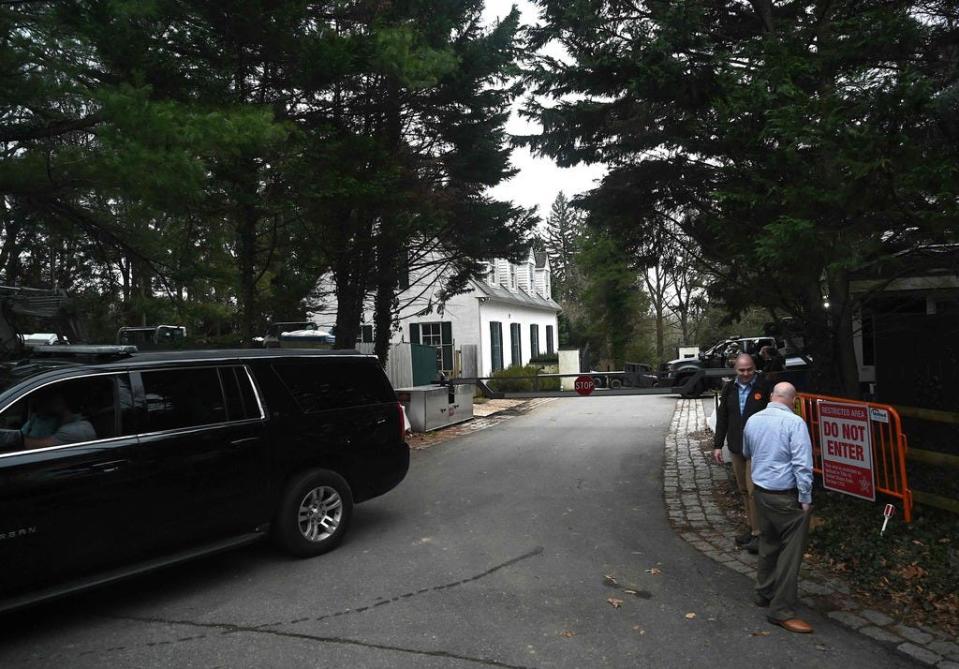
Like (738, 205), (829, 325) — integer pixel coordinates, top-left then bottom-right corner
(0, 0), (534, 352)
(525, 0), (959, 394)
(578, 229), (652, 367)
(543, 191), (584, 301)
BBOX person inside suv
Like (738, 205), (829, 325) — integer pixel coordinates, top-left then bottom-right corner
(21, 389), (96, 449)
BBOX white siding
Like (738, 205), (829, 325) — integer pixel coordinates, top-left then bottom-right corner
(477, 301), (559, 377)
(495, 259), (511, 288)
(535, 268), (549, 300)
(516, 263), (531, 293)
(310, 246), (559, 379)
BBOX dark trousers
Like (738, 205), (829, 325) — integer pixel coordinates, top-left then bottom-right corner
(754, 489), (810, 621)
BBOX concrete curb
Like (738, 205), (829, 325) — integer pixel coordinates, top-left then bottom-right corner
(664, 399), (958, 667)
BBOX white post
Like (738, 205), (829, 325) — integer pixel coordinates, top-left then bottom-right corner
(559, 349), (580, 391)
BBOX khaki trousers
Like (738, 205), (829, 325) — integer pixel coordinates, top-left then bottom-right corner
(730, 452), (759, 534)
(755, 489), (811, 621)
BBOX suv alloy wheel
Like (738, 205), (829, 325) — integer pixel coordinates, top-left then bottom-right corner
(274, 469), (354, 557)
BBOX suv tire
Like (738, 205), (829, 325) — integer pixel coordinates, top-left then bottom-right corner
(274, 469), (354, 557)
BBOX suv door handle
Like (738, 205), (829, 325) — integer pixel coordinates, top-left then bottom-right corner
(90, 459), (127, 474)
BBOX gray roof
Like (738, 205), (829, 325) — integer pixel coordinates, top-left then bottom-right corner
(471, 280), (561, 312)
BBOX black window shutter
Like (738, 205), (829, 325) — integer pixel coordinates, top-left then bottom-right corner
(409, 323), (420, 344)
(441, 322), (453, 370)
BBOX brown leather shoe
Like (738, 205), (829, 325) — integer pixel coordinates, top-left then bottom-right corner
(768, 617), (813, 633)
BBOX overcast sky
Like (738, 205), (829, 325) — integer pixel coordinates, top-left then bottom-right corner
(480, 0), (607, 227)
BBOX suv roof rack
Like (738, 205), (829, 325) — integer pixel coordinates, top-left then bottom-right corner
(26, 344), (138, 358)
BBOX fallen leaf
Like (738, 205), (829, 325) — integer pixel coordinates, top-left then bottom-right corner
(608, 597), (624, 608)
(751, 631), (770, 637)
(685, 612), (696, 619)
(603, 574), (618, 586)
(633, 625), (645, 635)
(560, 630), (576, 639)
(645, 567), (662, 575)
(624, 589), (637, 595)
(900, 564), (926, 580)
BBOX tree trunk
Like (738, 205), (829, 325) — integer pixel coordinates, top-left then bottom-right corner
(372, 84), (408, 364)
(644, 268), (667, 362)
(119, 256), (131, 303)
(372, 249), (398, 364)
(333, 209), (373, 349)
(827, 267), (861, 398)
(333, 259), (366, 349)
(237, 209), (257, 345)
(233, 159), (261, 347)
(0, 219), (22, 284)
(802, 278), (841, 395)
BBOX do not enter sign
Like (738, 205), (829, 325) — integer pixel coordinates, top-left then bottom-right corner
(574, 375), (595, 396)
(818, 400), (875, 501)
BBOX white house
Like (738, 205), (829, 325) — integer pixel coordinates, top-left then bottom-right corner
(390, 249), (560, 377)
(310, 248), (561, 378)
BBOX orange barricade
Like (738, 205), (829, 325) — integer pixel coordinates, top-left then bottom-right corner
(796, 392), (913, 522)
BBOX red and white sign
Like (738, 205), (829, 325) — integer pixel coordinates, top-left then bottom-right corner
(819, 401), (875, 501)
(574, 375), (595, 396)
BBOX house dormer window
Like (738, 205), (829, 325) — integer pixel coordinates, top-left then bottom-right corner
(510, 264), (516, 291)
(528, 263), (534, 293)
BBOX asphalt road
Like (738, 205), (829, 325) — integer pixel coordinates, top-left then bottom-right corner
(0, 396), (912, 668)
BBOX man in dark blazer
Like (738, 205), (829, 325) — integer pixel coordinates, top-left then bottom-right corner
(713, 353), (770, 553)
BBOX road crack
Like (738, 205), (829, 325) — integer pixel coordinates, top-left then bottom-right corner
(70, 546), (546, 667)
(96, 623), (538, 668)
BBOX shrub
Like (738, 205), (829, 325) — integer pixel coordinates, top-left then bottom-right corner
(489, 364), (560, 392)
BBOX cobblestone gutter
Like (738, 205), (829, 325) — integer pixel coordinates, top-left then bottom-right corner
(664, 399), (959, 668)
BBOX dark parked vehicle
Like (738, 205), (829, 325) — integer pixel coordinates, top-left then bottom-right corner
(0, 347), (409, 613)
(589, 362), (659, 389)
(659, 336), (779, 397)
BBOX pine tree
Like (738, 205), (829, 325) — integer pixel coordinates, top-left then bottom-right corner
(525, 0), (959, 394)
(543, 192), (584, 302)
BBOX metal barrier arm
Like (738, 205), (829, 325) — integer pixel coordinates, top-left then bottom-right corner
(451, 368), (733, 399)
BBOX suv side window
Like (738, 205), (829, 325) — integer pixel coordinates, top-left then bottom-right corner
(0, 374), (133, 453)
(141, 368), (227, 432)
(272, 360), (393, 414)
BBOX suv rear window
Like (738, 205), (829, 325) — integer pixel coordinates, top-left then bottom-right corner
(141, 368), (227, 431)
(272, 360), (393, 414)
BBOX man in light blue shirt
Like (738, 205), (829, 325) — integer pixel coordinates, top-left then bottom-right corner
(743, 381), (814, 634)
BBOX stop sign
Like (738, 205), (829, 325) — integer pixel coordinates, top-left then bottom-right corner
(574, 375), (595, 396)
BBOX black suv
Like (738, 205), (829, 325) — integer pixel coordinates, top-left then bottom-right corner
(0, 347), (409, 612)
